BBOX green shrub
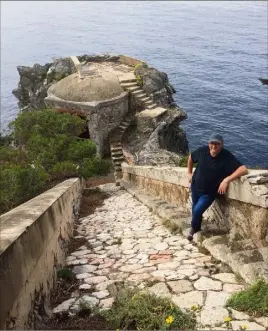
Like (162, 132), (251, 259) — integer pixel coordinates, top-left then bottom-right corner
(66, 139), (96, 162)
(48, 161), (79, 180)
(0, 164), (49, 214)
(0, 133), (12, 146)
(134, 63), (149, 72)
(9, 108), (85, 145)
(101, 287), (196, 330)
(178, 154), (189, 167)
(0, 146), (26, 165)
(136, 74), (143, 86)
(57, 268), (75, 281)
(226, 279), (268, 317)
(0, 109), (110, 214)
(178, 154), (198, 168)
(79, 157), (111, 179)
(26, 133), (72, 169)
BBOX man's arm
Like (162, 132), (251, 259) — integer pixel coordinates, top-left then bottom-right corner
(218, 165), (248, 194)
(187, 154), (194, 183)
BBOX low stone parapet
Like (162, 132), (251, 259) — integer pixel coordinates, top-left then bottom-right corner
(122, 163), (268, 242)
(0, 178), (84, 329)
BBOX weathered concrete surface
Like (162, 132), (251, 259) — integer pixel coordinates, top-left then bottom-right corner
(49, 183), (267, 331)
(0, 178), (84, 330)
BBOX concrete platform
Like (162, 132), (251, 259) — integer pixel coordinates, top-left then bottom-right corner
(136, 107), (167, 118)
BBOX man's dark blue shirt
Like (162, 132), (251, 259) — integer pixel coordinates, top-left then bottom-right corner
(191, 146), (243, 196)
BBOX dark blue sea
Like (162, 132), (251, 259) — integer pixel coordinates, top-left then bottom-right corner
(1, 1), (268, 167)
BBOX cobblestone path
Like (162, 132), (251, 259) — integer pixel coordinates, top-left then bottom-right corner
(54, 184), (268, 330)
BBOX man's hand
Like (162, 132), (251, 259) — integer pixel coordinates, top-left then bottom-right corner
(218, 178), (230, 194)
(188, 173), (193, 185)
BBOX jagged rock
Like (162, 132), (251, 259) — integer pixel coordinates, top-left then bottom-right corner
(12, 57), (76, 111)
(78, 54), (120, 63)
(12, 63), (51, 111)
(134, 65), (176, 108)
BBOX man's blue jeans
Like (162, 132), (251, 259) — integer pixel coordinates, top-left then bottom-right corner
(191, 184), (215, 232)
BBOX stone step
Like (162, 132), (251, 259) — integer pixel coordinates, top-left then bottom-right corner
(136, 107), (167, 119)
(144, 99), (154, 105)
(120, 122), (130, 128)
(112, 156), (124, 162)
(147, 104), (157, 109)
(118, 125), (128, 131)
(111, 149), (123, 156)
(122, 118), (133, 125)
(110, 142), (122, 150)
(110, 141), (121, 146)
(110, 135), (122, 140)
(113, 160), (124, 166)
(114, 165), (122, 171)
(119, 73), (137, 84)
(113, 156), (124, 162)
(127, 86), (140, 92)
(138, 96), (151, 103)
(110, 146), (122, 152)
(132, 89), (145, 97)
(121, 82), (138, 88)
(110, 140), (122, 145)
(201, 235), (268, 284)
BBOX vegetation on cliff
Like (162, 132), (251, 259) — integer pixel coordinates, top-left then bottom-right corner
(0, 109), (111, 214)
(226, 278), (268, 317)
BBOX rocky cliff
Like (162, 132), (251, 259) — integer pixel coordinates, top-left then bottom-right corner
(12, 54), (189, 167)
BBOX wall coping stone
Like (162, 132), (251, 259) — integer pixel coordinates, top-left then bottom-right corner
(0, 178), (81, 254)
(122, 163), (268, 208)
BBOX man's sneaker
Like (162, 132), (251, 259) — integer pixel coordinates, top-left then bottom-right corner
(187, 228), (202, 241)
(187, 233), (193, 241)
(187, 228), (195, 242)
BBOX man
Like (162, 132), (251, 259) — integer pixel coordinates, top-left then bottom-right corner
(187, 133), (248, 241)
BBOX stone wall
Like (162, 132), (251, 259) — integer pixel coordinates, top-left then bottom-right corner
(45, 91), (128, 157)
(0, 178), (84, 330)
(122, 164), (268, 242)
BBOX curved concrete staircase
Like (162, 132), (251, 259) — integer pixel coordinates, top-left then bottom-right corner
(109, 116), (134, 184)
(110, 73), (168, 183)
(120, 80), (158, 109)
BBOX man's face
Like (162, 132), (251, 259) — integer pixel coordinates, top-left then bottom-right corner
(208, 141), (223, 157)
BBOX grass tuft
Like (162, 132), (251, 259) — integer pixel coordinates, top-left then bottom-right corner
(101, 286), (196, 330)
(57, 268), (75, 281)
(226, 278), (268, 317)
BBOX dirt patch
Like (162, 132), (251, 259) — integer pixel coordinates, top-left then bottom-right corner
(67, 236), (89, 252)
(85, 173), (114, 188)
(79, 188), (110, 218)
(37, 312), (109, 330)
(51, 275), (80, 307)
